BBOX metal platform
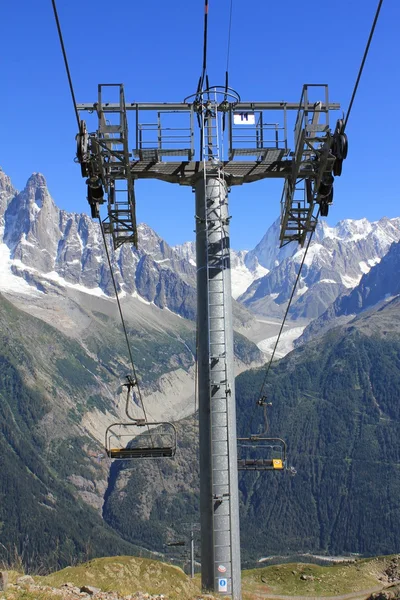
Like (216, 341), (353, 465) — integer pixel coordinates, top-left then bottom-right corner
(129, 154), (290, 185)
(76, 87), (341, 248)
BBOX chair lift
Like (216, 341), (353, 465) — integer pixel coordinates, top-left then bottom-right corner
(105, 376), (177, 460)
(237, 397), (296, 473)
(237, 436), (287, 471)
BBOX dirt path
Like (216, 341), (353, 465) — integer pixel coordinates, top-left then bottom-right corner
(253, 585), (383, 600)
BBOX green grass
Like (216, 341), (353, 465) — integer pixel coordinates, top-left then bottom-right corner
(242, 557), (389, 598)
(37, 555), (199, 599)
(4, 554), (398, 600)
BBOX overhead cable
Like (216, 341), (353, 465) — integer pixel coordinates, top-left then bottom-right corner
(226, 0), (234, 73)
(344, 0), (384, 129)
(50, 0), (80, 128)
(254, 209), (320, 421)
(200, 0), (209, 91)
(98, 218), (168, 492)
(97, 218), (150, 427)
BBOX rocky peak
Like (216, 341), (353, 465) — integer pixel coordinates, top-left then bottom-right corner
(0, 168), (17, 242)
(23, 172), (56, 211)
(0, 167), (16, 197)
(3, 172), (60, 271)
(244, 217), (295, 271)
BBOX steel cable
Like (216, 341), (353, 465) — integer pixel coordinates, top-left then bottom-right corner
(98, 218), (168, 492)
(50, 0), (80, 128)
(249, 210), (320, 434)
(344, 0), (384, 130)
(226, 0), (234, 74)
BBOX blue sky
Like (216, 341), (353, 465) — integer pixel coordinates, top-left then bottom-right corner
(2, 0), (398, 250)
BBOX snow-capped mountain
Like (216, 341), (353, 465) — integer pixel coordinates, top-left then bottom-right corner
(2, 165), (400, 360)
(0, 168), (198, 318)
(239, 216), (400, 320)
(0, 168), (258, 333)
(173, 241), (268, 299)
(298, 237), (400, 345)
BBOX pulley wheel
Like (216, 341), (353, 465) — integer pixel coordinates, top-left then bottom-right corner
(333, 158), (343, 176)
(320, 201), (329, 217)
(340, 133), (348, 159)
(335, 118), (344, 135)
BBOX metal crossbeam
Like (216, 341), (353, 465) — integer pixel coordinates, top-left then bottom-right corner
(77, 101), (340, 112)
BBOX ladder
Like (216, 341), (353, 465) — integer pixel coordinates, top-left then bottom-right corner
(201, 96), (234, 591)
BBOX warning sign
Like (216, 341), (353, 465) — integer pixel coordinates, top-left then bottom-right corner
(218, 578), (228, 592)
(218, 565), (227, 573)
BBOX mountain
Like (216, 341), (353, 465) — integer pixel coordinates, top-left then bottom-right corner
(103, 295), (400, 562)
(0, 292), (153, 571)
(0, 169), (196, 317)
(299, 239), (400, 345)
(0, 168), (267, 570)
(238, 217), (400, 320)
(2, 164), (400, 569)
(172, 241), (268, 300)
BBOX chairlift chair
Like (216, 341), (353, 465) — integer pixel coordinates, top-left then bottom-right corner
(237, 436), (287, 471)
(105, 419), (177, 460)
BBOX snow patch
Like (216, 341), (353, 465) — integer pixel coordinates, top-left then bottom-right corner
(341, 273), (362, 289)
(293, 243), (329, 267)
(319, 278), (338, 284)
(296, 284), (308, 296)
(231, 262), (268, 299)
(257, 326), (306, 359)
(0, 244), (42, 296)
(132, 291), (152, 305)
(40, 271), (107, 297)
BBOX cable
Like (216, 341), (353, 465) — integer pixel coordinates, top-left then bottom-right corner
(98, 218), (168, 492)
(50, 0), (80, 129)
(249, 211), (320, 433)
(200, 0), (209, 91)
(51, 0), (168, 492)
(344, 0), (384, 130)
(226, 0), (234, 73)
(98, 219), (149, 424)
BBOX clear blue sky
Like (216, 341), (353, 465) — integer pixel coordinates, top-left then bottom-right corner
(1, 1), (399, 249)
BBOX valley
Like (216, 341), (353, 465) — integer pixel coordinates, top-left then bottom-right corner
(0, 166), (400, 577)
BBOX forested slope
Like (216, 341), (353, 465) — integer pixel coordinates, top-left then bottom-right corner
(104, 298), (400, 563)
(0, 293), (146, 570)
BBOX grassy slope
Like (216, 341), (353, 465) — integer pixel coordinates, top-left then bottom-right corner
(4, 555), (398, 600)
(38, 556), (198, 598)
(242, 558), (389, 597)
